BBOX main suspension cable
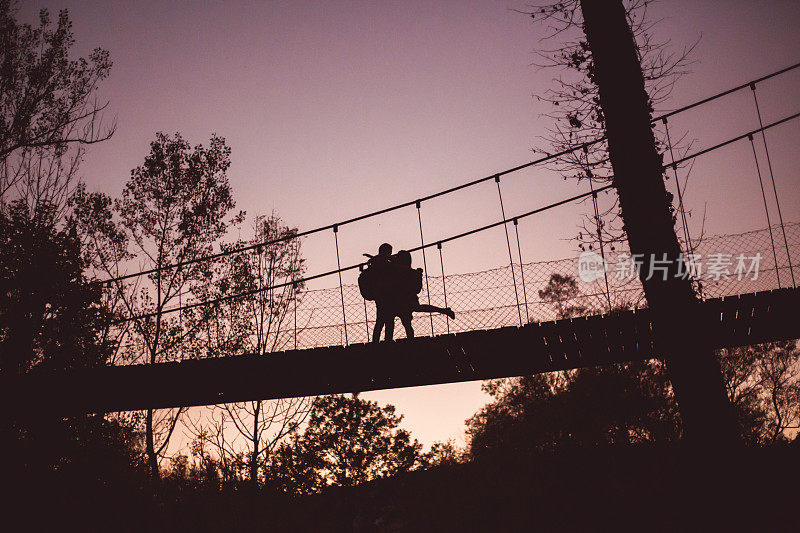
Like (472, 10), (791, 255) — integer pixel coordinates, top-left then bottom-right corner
(108, 112), (800, 324)
(93, 63), (800, 287)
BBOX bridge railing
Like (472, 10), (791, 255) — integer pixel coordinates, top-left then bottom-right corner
(270, 222), (799, 350)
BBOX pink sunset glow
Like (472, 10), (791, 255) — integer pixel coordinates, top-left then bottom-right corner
(18, 0), (800, 449)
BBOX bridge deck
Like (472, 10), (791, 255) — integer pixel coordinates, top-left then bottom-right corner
(4, 288), (799, 416)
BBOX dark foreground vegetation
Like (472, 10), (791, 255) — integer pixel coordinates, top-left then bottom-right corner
(8, 441), (800, 531)
(7, 343), (800, 531)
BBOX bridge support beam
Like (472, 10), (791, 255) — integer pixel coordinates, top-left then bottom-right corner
(2, 288), (798, 417)
(579, 0), (740, 445)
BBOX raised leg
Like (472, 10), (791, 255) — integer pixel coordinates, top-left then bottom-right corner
(416, 304), (455, 320)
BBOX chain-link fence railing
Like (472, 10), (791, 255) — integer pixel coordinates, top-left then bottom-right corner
(271, 222), (799, 349)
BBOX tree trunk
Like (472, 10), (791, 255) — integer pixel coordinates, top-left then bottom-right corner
(579, 0), (739, 446)
(251, 401), (260, 485)
(146, 407), (159, 483)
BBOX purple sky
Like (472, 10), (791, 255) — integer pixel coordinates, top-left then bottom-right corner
(19, 0), (800, 448)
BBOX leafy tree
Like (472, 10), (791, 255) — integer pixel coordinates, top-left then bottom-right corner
(719, 341), (800, 444)
(266, 432), (323, 495)
(121, 131), (242, 482)
(0, 201), (109, 374)
(0, 199), (145, 502)
(538, 273), (587, 319)
(187, 213), (310, 486)
(74, 131), (242, 482)
(192, 213), (304, 359)
(266, 395), (425, 494)
(756, 342), (800, 441)
(0, 1), (117, 375)
(0, 2), (146, 507)
(468, 372), (562, 457)
(424, 439), (466, 468)
(467, 341), (800, 457)
(466, 273), (669, 458)
(466, 359), (680, 459)
(163, 447), (225, 493)
(468, 276), (799, 456)
(1, 1), (114, 221)
(68, 183), (131, 364)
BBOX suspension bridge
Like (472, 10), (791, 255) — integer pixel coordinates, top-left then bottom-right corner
(4, 63), (800, 416)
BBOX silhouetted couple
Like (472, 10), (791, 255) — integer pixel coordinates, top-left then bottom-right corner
(361, 243), (455, 343)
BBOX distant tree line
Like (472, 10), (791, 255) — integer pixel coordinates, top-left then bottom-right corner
(465, 274), (800, 459)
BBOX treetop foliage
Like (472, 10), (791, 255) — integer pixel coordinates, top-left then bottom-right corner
(1, 0), (114, 221)
(266, 395), (425, 494)
(0, 1), (112, 156)
(0, 199), (109, 374)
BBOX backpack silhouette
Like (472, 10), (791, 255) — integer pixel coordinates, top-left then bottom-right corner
(358, 266), (378, 300)
(359, 258), (392, 301)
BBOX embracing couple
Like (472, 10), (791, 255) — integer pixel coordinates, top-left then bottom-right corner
(360, 243), (455, 343)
